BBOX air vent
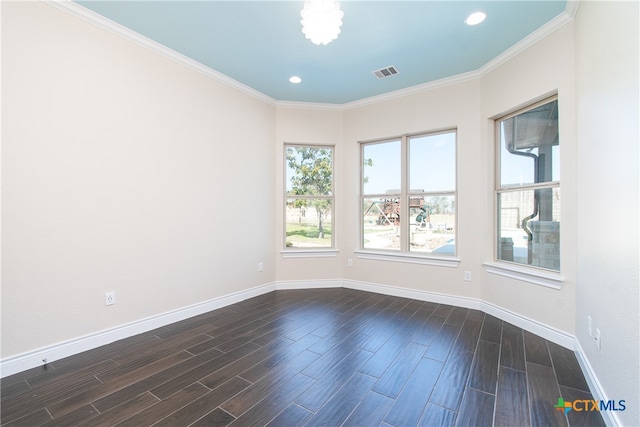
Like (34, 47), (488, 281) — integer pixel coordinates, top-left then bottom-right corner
(372, 66), (399, 79)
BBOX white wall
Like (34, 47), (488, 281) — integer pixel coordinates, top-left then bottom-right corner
(574, 1), (639, 425)
(341, 80), (485, 301)
(1, 2), (275, 359)
(480, 23), (577, 333)
(275, 107), (344, 282)
(337, 23), (578, 334)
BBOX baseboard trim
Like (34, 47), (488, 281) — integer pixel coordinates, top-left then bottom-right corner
(341, 279), (575, 349)
(574, 340), (621, 427)
(275, 279), (343, 290)
(0, 277), (607, 424)
(0, 282), (276, 378)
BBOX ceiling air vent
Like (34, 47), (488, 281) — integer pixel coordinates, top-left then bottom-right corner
(372, 66), (399, 79)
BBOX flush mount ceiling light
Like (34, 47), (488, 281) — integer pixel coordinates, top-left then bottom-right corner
(289, 76), (302, 84)
(300, 0), (344, 46)
(465, 11), (486, 26)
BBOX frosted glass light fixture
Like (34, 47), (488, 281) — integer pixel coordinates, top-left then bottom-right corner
(300, 0), (344, 46)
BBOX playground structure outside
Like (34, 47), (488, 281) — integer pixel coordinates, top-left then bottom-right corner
(285, 201), (456, 253)
(363, 213), (455, 253)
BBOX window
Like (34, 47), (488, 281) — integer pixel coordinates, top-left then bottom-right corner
(496, 97), (560, 271)
(285, 145), (334, 249)
(361, 130), (456, 255)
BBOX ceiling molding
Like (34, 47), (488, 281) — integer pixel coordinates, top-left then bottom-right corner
(341, 69), (482, 110)
(45, 0), (278, 106)
(276, 101), (345, 112)
(46, 0), (576, 111)
(564, 0), (581, 19)
(475, 9), (574, 78)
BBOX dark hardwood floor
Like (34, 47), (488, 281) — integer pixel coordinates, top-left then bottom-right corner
(1, 288), (605, 426)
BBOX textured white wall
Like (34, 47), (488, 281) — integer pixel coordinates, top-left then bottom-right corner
(1, 2), (276, 358)
(574, 1), (639, 425)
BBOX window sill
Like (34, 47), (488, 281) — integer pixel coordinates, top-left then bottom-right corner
(483, 262), (564, 289)
(355, 250), (460, 267)
(281, 249), (339, 258)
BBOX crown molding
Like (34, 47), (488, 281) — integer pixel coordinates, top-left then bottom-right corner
(476, 10), (574, 78)
(276, 101), (345, 112)
(44, 0), (278, 106)
(45, 0), (576, 112)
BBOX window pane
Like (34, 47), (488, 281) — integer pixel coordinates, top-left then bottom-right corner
(497, 188), (560, 271)
(409, 195), (456, 253)
(363, 140), (401, 195)
(409, 132), (456, 192)
(499, 100), (559, 187)
(286, 146), (333, 196)
(362, 196), (400, 251)
(286, 198), (332, 248)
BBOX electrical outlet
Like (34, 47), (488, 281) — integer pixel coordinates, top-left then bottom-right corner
(258, 262), (264, 272)
(464, 271), (472, 282)
(594, 328), (601, 350)
(105, 291), (115, 306)
(347, 259), (353, 267)
(587, 316), (592, 337)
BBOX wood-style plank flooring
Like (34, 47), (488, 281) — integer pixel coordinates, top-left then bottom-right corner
(1, 288), (605, 426)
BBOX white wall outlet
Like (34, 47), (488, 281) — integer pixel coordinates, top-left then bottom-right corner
(347, 258), (353, 267)
(587, 315), (592, 336)
(594, 328), (601, 350)
(464, 271), (472, 282)
(105, 291), (115, 306)
(258, 262), (264, 272)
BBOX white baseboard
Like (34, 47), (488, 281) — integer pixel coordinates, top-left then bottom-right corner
(574, 340), (621, 427)
(275, 279), (343, 290)
(0, 282), (276, 378)
(342, 279), (575, 349)
(1, 277), (603, 422)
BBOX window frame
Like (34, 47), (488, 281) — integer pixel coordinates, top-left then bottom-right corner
(283, 143), (336, 252)
(358, 129), (458, 265)
(494, 95), (561, 273)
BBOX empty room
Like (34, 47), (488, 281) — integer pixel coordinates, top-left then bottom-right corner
(1, 1), (638, 426)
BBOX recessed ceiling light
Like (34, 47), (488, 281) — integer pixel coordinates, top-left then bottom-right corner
(289, 76), (302, 84)
(465, 11), (486, 26)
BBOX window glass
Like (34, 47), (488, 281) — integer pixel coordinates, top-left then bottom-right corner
(285, 145), (334, 249)
(496, 98), (560, 271)
(409, 132), (456, 192)
(361, 131), (456, 255)
(499, 100), (559, 187)
(362, 140), (401, 195)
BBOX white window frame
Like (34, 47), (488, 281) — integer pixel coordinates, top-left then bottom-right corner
(357, 130), (459, 267)
(489, 96), (563, 287)
(283, 144), (336, 255)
